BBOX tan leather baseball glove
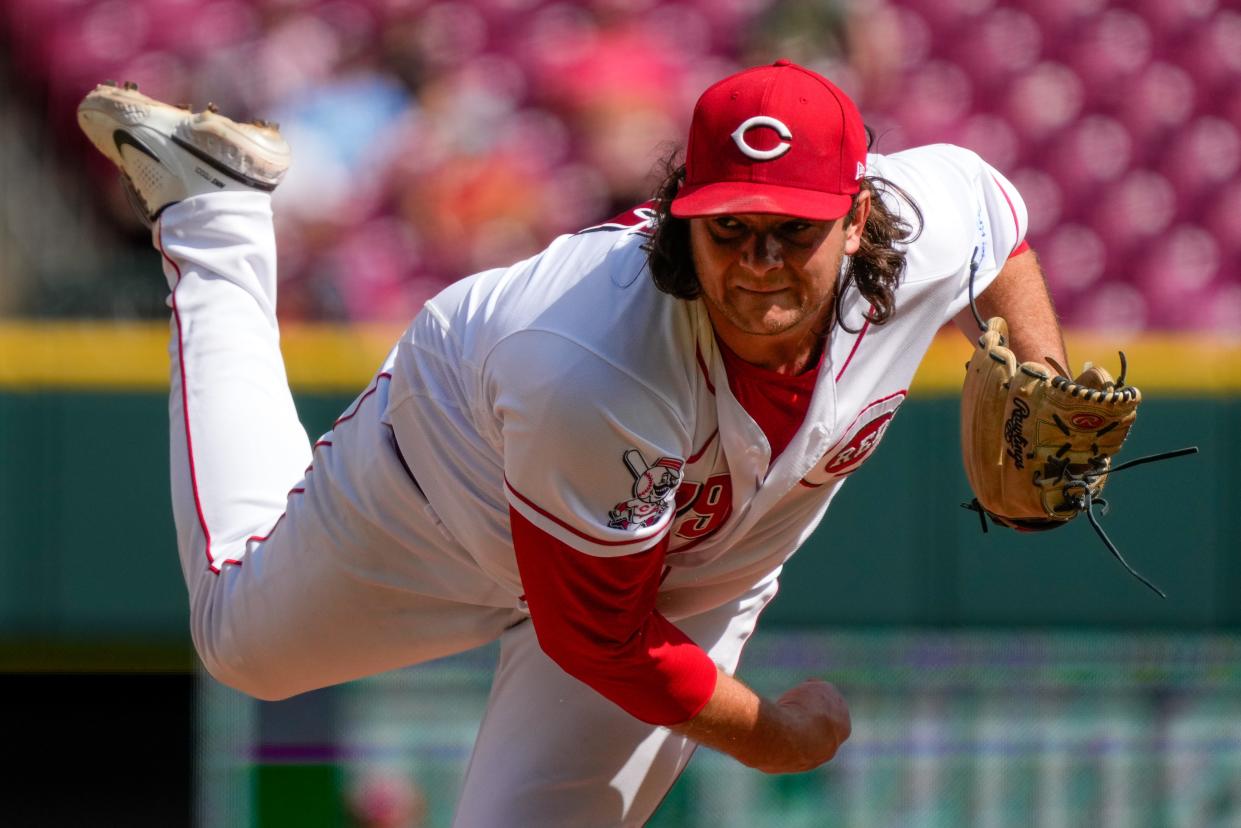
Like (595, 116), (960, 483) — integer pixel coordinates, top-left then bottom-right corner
(961, 316), (1140, 531)
(959, 315), (1197, 597)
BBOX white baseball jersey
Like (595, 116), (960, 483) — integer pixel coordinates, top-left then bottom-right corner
(383, 143), (1027, 618)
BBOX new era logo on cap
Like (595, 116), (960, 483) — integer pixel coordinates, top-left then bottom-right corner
(672, 60), (868, 221)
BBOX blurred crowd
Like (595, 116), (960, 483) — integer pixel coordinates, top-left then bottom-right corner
(1, 0), (1239, 330)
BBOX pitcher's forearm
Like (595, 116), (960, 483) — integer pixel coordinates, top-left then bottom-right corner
(957, 248), (1068, 370)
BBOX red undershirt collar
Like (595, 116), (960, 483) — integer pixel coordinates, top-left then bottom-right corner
(715, 334), (824, 463)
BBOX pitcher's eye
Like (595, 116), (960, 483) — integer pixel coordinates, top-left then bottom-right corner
(707, 215), (747, 237)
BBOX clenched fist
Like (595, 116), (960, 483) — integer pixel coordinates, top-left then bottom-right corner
(673, 670), (852, 774)
(763, 679), (852, 773)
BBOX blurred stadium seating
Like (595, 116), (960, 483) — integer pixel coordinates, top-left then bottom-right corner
(1, 0), (1237, 327)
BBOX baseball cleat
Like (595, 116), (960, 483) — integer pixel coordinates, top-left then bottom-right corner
(77, 81), (291, 222)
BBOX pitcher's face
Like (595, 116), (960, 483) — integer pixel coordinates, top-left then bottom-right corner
(690, 191), (869, 353)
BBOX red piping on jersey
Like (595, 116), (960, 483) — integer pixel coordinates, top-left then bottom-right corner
(335, 373), (392, 427)
(834, 316), (871, 383)
(505, 478), (667, 548)
(247, 512), (288, 545)
(158, 222), (242, 574)
(990, 173), (1022, 245)
(687, 429), (718, 464)
(244, 424), (336, 548)
(695, 344), (716, 395)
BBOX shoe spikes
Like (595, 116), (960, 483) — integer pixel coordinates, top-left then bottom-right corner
(97, 82), (279, 131)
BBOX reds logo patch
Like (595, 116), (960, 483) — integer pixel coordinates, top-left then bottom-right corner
(607, 449), (684, 530)
(801, 391), (906, 487)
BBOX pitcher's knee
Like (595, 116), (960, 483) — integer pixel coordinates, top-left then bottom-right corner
(194, 635), (305, 700)
(189, 606), (304, 701)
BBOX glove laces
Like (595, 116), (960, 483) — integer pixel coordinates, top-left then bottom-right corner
(964, 446), (1198, 598)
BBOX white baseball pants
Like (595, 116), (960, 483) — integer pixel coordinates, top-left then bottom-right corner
(155, 192), (775, 826)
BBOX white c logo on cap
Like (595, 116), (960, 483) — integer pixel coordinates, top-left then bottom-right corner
(731, 116), (792, 161)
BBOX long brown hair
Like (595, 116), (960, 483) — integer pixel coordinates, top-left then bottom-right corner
(642, 148), (923, 334)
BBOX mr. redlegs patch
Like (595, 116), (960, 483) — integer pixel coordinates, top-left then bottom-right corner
(801, 391), (907, 487)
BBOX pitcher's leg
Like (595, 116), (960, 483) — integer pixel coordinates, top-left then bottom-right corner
(156, 192), (329, 691)
(155, 194), (522, 698)
(180, 365), (522, 699)
(157, 192), (310, 583)
(452, 578), (779, 827)
(77, 85), (519, 700)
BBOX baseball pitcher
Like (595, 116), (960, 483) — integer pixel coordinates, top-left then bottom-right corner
(78, 61), (1115, 825)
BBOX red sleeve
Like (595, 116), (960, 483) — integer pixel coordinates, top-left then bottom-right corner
(510, 506), (718, 726)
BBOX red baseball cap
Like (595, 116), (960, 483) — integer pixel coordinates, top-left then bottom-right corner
(671, 60), (868, 221)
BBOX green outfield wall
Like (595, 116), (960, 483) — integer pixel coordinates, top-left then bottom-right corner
(1, 323), (1236, 668)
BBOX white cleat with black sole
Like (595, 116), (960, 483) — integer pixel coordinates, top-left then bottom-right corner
(77, 81), (291, 223)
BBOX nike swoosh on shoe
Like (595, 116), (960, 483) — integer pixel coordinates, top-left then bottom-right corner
(113, 129), (160, 163)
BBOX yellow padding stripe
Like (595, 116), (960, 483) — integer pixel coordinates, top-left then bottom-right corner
(0, 322), (1238, 393)
(914, 332), (1241, 395)
(0, 321), (404, 391)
